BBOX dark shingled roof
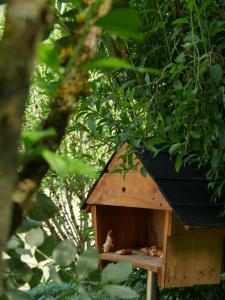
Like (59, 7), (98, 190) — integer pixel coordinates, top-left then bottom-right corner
(137, 149), (225, 227)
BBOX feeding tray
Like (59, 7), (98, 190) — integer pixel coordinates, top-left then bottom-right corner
(100, 251), (162, 273)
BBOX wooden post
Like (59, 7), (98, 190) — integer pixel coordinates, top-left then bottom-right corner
(146, 271), (158, 300)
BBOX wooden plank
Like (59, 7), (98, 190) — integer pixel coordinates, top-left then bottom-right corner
(146, 210), (165, 248)
(91, 205), (99, 247)
(87, 173), (171, 210)
(100, 251), (162, 273)
(164, 232), (223, 287)
(160, 211), (172, 288)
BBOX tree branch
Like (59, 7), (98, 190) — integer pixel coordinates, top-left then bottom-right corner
(11, 0), (112, 231)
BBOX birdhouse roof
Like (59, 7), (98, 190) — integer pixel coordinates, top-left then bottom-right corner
(83, 145), (225, 227)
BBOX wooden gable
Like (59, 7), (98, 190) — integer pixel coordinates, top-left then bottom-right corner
(86, 145), (171, 210)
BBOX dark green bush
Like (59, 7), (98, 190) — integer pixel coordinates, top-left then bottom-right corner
(28, 282), (78, 300)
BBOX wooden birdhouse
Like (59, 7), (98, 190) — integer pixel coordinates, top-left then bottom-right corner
(83, 144), (225, 289)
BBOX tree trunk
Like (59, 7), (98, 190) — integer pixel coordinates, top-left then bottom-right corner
(0, 0), (50, 296)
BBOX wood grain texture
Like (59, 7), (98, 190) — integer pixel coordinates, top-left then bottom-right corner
(87, 173), (171, 210)
(94, 205), (148, 251)
(100, 251), (162, 273)
(164, 232), (223, 287)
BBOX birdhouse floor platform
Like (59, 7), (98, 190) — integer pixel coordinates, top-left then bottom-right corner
(100, 251), (162, 273)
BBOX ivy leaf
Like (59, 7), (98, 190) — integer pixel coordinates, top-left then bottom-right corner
(96, 9), (144, 40)
(28, 193), (58, 221)
(103, 285), (139, 299)
(76, 248), (99, 280)
(25, 227), (45, 247)
(101, 261), (132, 284)
(53, 240), (77, 267)
(210, 64), (223, 83)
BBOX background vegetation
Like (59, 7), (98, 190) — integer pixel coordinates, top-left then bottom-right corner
(0, 0), (224, 299)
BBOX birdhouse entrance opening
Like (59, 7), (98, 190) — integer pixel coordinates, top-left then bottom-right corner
(92, 205), (166, 273)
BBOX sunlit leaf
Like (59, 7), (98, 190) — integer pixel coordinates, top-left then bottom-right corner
(41, 149), (97, 178)
(101, 261), (132, 284)
(38, 43), (60, 72)
(76, 248), (99, 280)
(22, 128), (56, 144)
(25, 227), (45, 247)
(96, 8), (144, 40)
(84, 57), (161, 75)
(53, 240), (77, 267)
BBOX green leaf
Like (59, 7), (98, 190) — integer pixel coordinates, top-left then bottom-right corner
(5, 259), (33, 289)
(0, 0), (6, 4)
(29, 268), (43, 288)
(84, 57), (161, 75)
(76, 248), (99, 280)
(28, 193), (58, 221)
(22, 128), (56, 144)
(103, 285), (139, 299)
(96, 9), (144, 40)
(41, 149), (97, 178)
(78, 286), (93, 300)
(210, 64), (223, 82)
(5, 290), (33, 300)
(7, 236), (24, 250)
(173, 18), (189, 25)
(35, 235), (57, 262)
(169, 143), (182, 155)
(49, 265), (63, 284)
(25, 227), (45, 247)
(17, 217), (42, 233)
(101, 261), (132, 284)
(175, 153), (184, 172)
(53, 240), (77, 267)
(38, 43), (60, 72)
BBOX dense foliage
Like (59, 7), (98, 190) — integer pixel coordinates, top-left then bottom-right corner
(0, 0), (224, 299)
